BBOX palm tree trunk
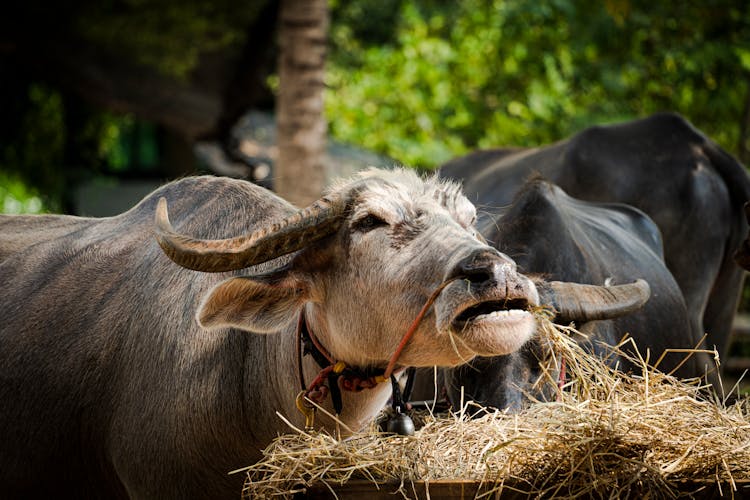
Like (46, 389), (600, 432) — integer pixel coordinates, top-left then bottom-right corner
(275, 0), (329, 207)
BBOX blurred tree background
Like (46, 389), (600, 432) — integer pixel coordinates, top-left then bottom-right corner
(0, 0), (277, 213)
(1, 0), (749, 213)
(327, 0), (750, 168)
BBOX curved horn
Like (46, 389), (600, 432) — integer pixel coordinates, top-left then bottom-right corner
(154, 193), (349, 272)
(537, 279), (650, 323)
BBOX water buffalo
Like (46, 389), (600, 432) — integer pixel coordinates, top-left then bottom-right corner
(0, 169), (647, 498)
(442, 178), (718, 410)
(440, 112), (750, 363)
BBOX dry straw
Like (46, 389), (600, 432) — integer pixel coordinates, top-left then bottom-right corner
(236, 317), (750, 498)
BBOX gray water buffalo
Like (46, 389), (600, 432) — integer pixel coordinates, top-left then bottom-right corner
(442, 178), (717, 410)
(440, 112), (750, 362)
(0, 169), (648, 498)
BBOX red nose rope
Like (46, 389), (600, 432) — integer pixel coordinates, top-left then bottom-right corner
(296, 278), (459, 416)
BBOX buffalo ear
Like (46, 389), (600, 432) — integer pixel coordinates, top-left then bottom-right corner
(197, 275), (309, 333)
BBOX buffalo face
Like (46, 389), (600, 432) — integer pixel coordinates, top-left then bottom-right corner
(155, 169), (540, 371)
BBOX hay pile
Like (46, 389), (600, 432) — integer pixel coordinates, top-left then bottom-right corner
(236, 319), (750, 498)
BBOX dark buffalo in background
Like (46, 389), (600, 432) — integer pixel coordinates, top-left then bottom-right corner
(441, 112), (750, 365)
(442, 178), (716, 410)
(431, 112), (749, 410)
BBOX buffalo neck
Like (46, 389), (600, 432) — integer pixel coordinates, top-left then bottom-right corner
(241, 305), (392, 456)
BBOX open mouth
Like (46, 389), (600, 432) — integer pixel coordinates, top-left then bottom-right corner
(453, 298), (531, 325)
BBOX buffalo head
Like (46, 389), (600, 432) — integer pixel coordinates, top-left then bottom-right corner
(155, 169), (648, 376)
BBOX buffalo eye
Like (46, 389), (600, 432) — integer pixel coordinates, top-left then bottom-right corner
(353, 213), (388, 233)
(474, 230), (488, 244)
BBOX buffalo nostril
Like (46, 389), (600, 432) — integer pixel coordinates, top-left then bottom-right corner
(451, 248), (509, 285)
(460, 264), (494, 285)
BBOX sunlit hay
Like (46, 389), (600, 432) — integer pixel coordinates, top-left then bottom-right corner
(238, 317), (750, 498)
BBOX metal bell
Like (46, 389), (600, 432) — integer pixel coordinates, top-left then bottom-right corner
(386, 412), (415, 436)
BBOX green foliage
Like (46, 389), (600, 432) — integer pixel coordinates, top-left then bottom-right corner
(0, 82), (151, 211)
(0, 172), (46, 214)
(78, 0), (267, 79)
(105, 116), (160, 172)
(0, 83), (66, 211)
(1, 1), (274, 212)
(327, 0), (750, 168)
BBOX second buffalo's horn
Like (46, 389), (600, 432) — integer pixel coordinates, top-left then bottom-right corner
(537, 279), (651, 323)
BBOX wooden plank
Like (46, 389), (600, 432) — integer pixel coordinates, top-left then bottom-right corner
(300, 479), (750, 499)
(302, 480), (491, 499)
(300, 480), (534, 499)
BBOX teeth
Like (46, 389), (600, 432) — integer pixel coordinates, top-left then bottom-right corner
(473, 309), (527, 321)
